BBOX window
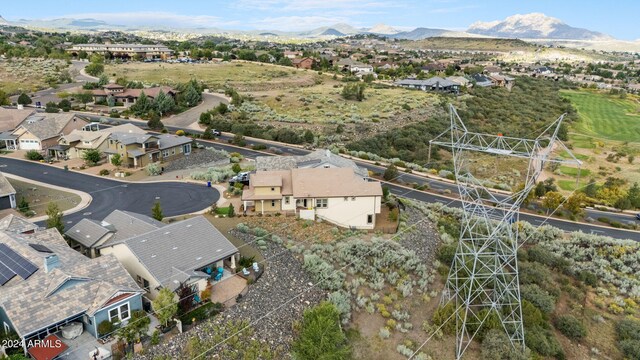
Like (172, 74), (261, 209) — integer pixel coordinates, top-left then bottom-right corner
(351, 197), (356, 201)
(120, 144), (123, 149)
(284, 196), (290, 205)
(316, 198), (328, 208)
(108, 302), (131, 323)
(162, 150), (169, 157)
(171, 149), (175, 155)
(271, 187), (275, 191)
(367, 215), (373, 224)
(344, 197), (348, 201)
(183, 143), (191, 154)
(271, 200), (276, 207)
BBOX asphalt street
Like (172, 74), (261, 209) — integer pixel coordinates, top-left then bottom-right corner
(0, 157), (219, 227)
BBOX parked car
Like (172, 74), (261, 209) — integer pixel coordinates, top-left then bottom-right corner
(229, 172), (250, 187)
(212, 129), (221, 136)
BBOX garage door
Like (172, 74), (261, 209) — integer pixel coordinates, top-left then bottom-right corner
(19, 139), (40, 150)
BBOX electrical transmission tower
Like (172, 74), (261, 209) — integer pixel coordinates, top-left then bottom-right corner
(430, 105), (581, 359)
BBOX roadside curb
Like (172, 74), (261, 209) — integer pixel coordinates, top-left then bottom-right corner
(3, 172), (93, 222)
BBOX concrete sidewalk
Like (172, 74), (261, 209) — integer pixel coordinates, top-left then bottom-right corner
(3, 172), (93, 222)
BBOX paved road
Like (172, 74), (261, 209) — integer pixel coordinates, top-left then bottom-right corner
(162, 93), (228, 129)
(0, 158), (219, 227)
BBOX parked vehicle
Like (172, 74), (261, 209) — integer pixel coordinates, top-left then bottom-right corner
(229, 172), (250, 186)
(636, 213), (640, 220)
(212, 129), (221, 136)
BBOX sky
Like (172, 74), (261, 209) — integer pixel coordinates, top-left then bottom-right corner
(2, 0), (639, 40)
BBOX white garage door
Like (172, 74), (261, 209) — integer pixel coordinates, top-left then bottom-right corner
(19, 139), (40, 150)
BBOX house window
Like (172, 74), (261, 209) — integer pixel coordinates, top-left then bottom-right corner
(316, 198), (328, 208)
(171, 149), (175, 155)
(120, 144), (123, 149)
(108, 302), (130, 323)
(271, 187), (275, 191)
(162, 150), (169, 157)
(271, 200), (276, 207)
(367, 215), (373, 224)
(183, 144), (191, 154)
(284, 196), (290, 205)
(344, 197), (348, 201)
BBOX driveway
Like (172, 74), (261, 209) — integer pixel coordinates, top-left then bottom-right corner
(0, 157), (219, 227)
(162, 93), (228, 129)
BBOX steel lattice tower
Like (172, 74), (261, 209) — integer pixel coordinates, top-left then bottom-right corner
(430, 105), (581, 359)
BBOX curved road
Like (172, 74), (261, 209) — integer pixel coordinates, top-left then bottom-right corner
(0, 158), (219, 227)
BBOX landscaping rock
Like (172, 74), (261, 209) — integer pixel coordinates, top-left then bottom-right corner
(163, 148), (229, 173)
(398, 204), (441, 263)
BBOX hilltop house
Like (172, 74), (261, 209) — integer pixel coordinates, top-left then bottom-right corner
(255, 149), (368, 178)
(395, 77), (461, 94)
(52, 123), (145, 161)
(99, 216), (239, 302)
(4, 113), (88, 151)
(242, 167), (382, 229)
(0, 225), (143, 356)
(0, 172), (16, 210)
(103, 126), (193, 168)
(90, 84), (176, 107)
(292, 57), (315, 69)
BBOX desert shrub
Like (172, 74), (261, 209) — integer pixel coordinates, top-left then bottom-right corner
(146, 162), (161, 176)
(303, 254), (345, 291)
(327, 290), (351, 325)
(236, 223), (250, 233)
(521, 284), (556, 315)
(525, 325), (564, 358)
(25, 150), (43, 161)
(554, 315), (586, 340)
(618, 339), (640, 359)
(99, 169), (110, 176)
(522, 300), (546, 328)
(190, 166), (235, 182)
(616, 318), (640, 341)
(481, 329), (531, 360)
(379, 327), (391, 339)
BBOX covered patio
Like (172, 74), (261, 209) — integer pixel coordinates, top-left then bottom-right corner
(48, 144), (70, 161)
(0, 131), (17, 150)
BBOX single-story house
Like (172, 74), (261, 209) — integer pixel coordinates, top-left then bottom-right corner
(242, 167), (382, 229)
(0, 107), (35, 135)
(103, 126), (193, 168)
(7, 113), (89, 151)
(256, 149), (368, 178)
(91, 85), (177, 107)
(292, 57), (315, 69)
(488, 74), (515, 88)
(99, 216), (239, 303)
(471, 73), (493, 87)
(0, 226), (143, 355)
(65, 209), (165, 258)
(0, 172), (16, 210)
(336, 58), (374, 73)
(395, 77), (461, 94)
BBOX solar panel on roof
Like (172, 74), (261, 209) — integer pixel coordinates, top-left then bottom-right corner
(0, 262), (16, 286)
(0, 243), (38, 280)
(29, 243), (53, 253)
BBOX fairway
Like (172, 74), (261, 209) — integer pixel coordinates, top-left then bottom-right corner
(561, 90), (640, 142)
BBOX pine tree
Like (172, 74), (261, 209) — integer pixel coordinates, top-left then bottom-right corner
(46, 203), (64, 233)
(131, 91), (151, 115)
(152, 201), (163, 221)
(154, 90), (176, 116)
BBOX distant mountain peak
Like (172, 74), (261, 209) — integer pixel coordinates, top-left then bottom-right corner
(468, 12), (613, 40)
(367, 23), (400, 35)
(0, 15), (8, 25)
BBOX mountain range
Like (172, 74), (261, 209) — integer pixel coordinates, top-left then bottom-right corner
(0, 13), (623, 43)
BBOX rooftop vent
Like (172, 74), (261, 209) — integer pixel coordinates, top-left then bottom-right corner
(44, 254), (60, 273)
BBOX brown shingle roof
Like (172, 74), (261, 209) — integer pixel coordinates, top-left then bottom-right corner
(0, 108), (35, 132)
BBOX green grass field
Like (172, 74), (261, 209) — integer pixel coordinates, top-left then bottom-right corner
(559, 166), (591, 177)
(561, 90), (640, 142)
(559, 150), (590, 161)
(557, 179), (590, 191)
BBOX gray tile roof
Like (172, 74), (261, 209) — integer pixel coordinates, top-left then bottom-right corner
(65, 218), (113, 248)
(0, 228), (141, 337)
(157, 134), (192, 150)
(0, 214), (38, 234)
(19, 113), (84, 140)
(0, 172), (16, 197)
(256, 149), (368, 178)
(127, 149), (145, 158)
(96, 210), (164, 248)
(395, 77), (460, 88)
(106, 216), (238, 291)
(109, 132), (154, 145)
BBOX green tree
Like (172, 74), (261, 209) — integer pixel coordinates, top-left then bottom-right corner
(81, 149), (102, 166)
(58, 99), (71, 112)
(75, 91), (94, 109)
(564, 192), (586, 216)
(202, 126), (214, 140)
(583, 178), (598, 198)
(44, 101), (59, 113)
(231, 163), (242, 174)
(147, 112), (164, 130)
(154, 90), (176, 116)
(17, 197), (29, 213)
(542, 191), (565, 214)
(228, 203), (235, 218)
(341, 83), (366, 101)
(110, 153), (123, 168)
(46, 202), (64, 233)
(278, 57), (293, 66)
(116, 310), (150, 345)
(628, 182), (640, 209)
(303, 129), (314, 143)
(152, 201), (163, 221)
(383, 164), (399, 181)
(152, 288), (178, 327)
(0, 90), (10, 106)
(17, 93), (32, 105)
(181, 83), (202, 107)
(199, 112), (212, 125)
(85, 62), (104, 76)
(291, 302), (351, 360)
(131, 91), (152, 115)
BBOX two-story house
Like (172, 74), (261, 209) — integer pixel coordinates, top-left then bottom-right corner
(104, 128), (193, 168)
(52, 123), (145, 161)
(242, 167), (382, 229)
(7, 113), (89, 152)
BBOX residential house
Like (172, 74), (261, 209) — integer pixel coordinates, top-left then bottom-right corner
(421, 63), (446, 73)
(488, 74), (515, 89)
(242, 167), (382, 229)
(52, 123), (146, 161)
(255, 149), (369, 178)
(484, 66), (502, 75)
(292, 57), (315, 70)
(67, 44), (173, 59)
(0, 214), (39, 234)
(7, 113), (88, 151)
(0, 172), (16, 210)
(471, 73), (494, 87)
(65, 209), (165, 258)
(91, 85), (177, 107)
(532, 66), (554, 76)
(0, 226), (143, 355)
(395, 77), (461, 94)
(99, 216), (239, 303)
(283, 51), (302, 59)
(0, 107), (35, 136)
(104, 128), (193, 168)
(336, 58), (374, 74)
(446, 76), (471, 88)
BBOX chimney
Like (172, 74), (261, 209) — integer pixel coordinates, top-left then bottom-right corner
(44, 254), (60, 273)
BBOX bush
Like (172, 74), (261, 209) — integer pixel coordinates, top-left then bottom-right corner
(146, 162), (161, 176)
(291, 302), (351, 360)
(525, 325), (564, 358)
(99, 169), (110, 176)
(179, 302), (223, 325)
(383, 164), (399, 181)
(554, 315), (586, 340)
(25, 150), (43, 161)
(97, 320), (114, 336)
(521, 284), (556, 315)
(616, 318), (640, 341)
(618, 339), (640, 359)
(176, 130), (185, 136)
(481, 329), (531, 360)
(436, 243), (457, 265)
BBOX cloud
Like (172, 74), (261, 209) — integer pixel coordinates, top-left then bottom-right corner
(62, 11), (240, 28)
(249, 15), (352, 31)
